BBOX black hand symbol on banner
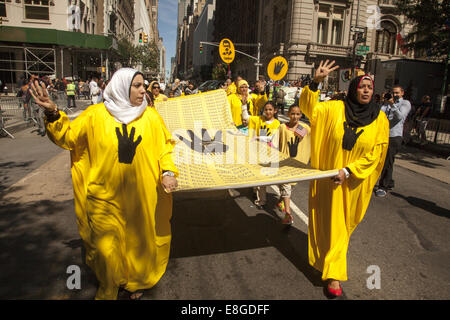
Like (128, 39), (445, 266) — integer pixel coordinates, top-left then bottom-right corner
(274, 61), (285, 75)
(116, 124), (142, 164)
(287, 136), (300, 158)
(177, 129), (228, 154)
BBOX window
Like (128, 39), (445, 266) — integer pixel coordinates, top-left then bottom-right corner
(24, 0), (50, 20)
(375, 20), (397, 54)
(317, 6), (345, 45)
(317, 19), (329, 44)
(0, 0), (6, 18)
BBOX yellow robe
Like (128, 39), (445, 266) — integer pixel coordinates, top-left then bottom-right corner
(226, 82), (237, 96)
(278, 122), (311, 165)
(45, 104), (178, 299)
(248, 115), (280, 147)
(154, 93), (168, 102)
(299, 85), (389, 281)
(227, 93), (255, 127)
(250, 92), (268, 116)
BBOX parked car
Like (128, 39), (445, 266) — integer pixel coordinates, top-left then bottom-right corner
(198, 80), (224, 93)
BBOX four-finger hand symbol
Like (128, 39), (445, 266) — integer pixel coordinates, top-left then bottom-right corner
(116, 124), (142, 164)
(274, 61), (285, 75)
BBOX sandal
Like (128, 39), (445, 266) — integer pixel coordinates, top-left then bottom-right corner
(281, 212), (293, 225)
(276, 200), (286, 213)
(129, 290), (144, 300)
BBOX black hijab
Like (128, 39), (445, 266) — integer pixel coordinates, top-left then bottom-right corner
(342, 75), (381, 151)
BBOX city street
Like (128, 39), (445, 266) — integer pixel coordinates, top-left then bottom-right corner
(1, 109), (449, 300)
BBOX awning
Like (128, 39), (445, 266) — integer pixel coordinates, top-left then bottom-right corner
(0, 26), (113, 50)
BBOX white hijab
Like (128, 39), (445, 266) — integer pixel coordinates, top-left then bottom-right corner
(103, 68), (147, 124)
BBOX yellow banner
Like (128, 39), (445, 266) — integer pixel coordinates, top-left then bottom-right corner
(155, 90), (337, 192)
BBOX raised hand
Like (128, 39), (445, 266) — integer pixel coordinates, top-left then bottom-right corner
(274, 61), (285, 75)
(29, 80), (57, 112)
(287, 136), (300, 158)
(115, 124), (142, 164)
(314, 60), (340, 83)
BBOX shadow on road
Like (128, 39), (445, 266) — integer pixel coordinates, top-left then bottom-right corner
(390, 191), (450, 219)
(171, 189), (323, 288)
(0, 199), (97, 299)
(0, 160), (35, 194)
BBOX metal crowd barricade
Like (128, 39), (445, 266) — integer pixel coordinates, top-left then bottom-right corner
(0, 97), (29, 139)
(425, 119), (450, 145)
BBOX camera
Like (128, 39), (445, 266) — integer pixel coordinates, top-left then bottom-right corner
(384, 92), (392, 100)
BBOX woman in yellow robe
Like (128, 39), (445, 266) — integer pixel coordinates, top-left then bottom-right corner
(227, 79), (254, 128)
(250, 80), (268, 116)
(30, 68), (179, 300)
(148, 81), (168, 102)
(299, 60), (389, 298)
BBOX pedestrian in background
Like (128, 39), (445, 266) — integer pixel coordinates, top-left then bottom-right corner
(66, 79), (77, 109)
(376, 85), (411, 197)
(299, 60), (389, 298)
(89, 77), (101, 104)
(30, 68), (179, 300)
(414, 95), (432, 145)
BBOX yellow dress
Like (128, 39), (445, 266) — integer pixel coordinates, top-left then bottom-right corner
(226, 82), (237, 96)
(278, 122), (311, 165)
(250, 92), (268, 116)
(45, 104), (178, 299)
(248, 115), (280, 146)
(299, 85), (389, 281)
(154, 93), (168, 102)
(227, 93), (255, 127)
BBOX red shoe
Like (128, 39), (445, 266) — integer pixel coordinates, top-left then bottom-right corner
(327, 283), (342, 297)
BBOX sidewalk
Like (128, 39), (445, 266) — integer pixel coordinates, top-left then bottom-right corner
(396, 144), (450, 185)
(2, 99), (91, 138)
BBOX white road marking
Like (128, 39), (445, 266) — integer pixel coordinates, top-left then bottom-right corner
(270, 185), (309, 226)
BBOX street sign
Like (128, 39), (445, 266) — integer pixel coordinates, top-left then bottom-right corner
(219, 38), (235, 64)
(357, 45), (370, 51)
(267, 56), (288, 81)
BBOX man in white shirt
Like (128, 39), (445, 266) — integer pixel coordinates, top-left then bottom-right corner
(89, 77), (101, 104)
(376, 85), (411, 197)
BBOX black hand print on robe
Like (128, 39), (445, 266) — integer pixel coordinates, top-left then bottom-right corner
(115, 124), (142, 164)
(287, 136), (300, 158)
(342, 122), (364, 151)
(176, 129), (228, 154)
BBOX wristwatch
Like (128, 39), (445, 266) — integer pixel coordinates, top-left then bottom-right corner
(162, 171), (175, 177)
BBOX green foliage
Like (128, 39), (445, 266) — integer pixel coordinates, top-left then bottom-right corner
(114, 38), (160, 72)
(212, 63), (227, 80)
(396, 0), (450, 61)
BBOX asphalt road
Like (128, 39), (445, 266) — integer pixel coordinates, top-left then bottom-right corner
(0, 112), (449, 301)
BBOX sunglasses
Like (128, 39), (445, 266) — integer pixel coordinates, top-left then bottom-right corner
(152, 86), (160, 89)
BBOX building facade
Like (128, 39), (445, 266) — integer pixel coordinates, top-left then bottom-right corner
(0, 0), (143, 90)
(207, 0), (420, 91)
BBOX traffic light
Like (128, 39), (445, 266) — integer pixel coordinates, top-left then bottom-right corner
(143, 33), (148, 43)
(199, 43), (203, 54)
(139, 32), (143, 43)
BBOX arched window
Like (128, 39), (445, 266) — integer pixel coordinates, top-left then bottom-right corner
(375, 20), (397, 54)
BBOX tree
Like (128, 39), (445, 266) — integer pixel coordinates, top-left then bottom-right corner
(212, 63), (227, 80)
(395, 0), (449, 59)
(396, 0), (449, 113)
(113, 39), (160, 73)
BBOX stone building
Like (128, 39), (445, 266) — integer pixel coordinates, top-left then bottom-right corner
(211, 0), (416, 90)
(0, 0), (140, 88)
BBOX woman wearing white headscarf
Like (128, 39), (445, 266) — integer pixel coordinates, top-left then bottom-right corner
(30, 68), (179, 300)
